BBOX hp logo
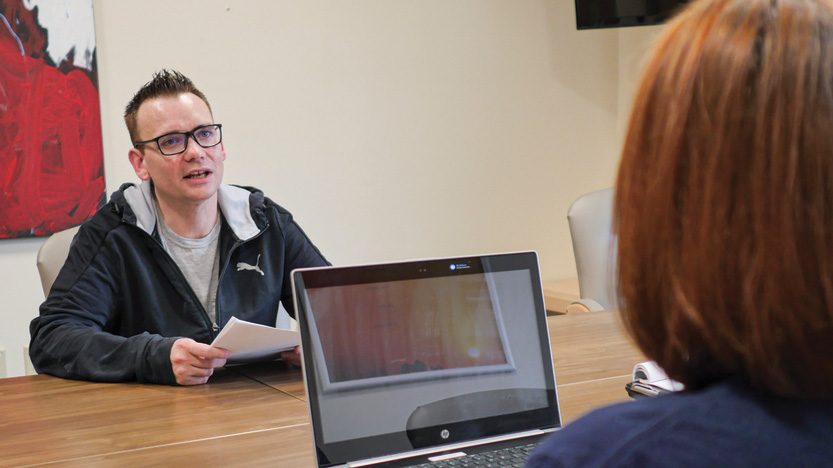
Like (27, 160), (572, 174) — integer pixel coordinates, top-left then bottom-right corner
(440, 429), (450, 439)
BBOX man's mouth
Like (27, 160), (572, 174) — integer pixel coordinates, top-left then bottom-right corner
(184, 170), (211, 179)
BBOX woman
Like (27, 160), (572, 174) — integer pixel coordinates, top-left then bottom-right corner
(528, 0), (833, 465)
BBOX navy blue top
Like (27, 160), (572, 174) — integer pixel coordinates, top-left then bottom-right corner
(527, 378), (833, 468)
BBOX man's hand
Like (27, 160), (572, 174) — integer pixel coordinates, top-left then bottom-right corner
(170, 338), (231, 385)
(280, 345), (302, 368)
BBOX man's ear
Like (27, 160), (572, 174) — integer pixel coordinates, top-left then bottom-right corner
(128, 148), (151, 181)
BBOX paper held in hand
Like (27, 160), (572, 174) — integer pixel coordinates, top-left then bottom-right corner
(211, 316), (300, 365)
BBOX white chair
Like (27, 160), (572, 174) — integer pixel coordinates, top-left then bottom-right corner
(36, 225), (80, 299)
(566, 188), (620, 313)
(30, 225), (80, 376)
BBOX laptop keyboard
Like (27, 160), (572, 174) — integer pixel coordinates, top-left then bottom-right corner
(413, 443), (537, 468)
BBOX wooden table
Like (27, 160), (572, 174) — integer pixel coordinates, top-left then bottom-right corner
(0, 310), (642, 468)
(548, 310), (644, 422)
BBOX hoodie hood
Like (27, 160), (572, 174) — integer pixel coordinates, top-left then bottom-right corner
(121, 180), (261, 241)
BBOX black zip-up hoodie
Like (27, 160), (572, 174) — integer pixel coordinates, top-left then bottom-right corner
(29, 181), (329, 385)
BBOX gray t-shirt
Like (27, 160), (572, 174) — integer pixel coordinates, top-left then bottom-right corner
(156, 211), (221, 326)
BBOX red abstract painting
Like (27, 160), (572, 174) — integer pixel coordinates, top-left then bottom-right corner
(0, 0), (104, 238)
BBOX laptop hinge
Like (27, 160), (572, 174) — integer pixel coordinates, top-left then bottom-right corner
(347, 428), (556, 467)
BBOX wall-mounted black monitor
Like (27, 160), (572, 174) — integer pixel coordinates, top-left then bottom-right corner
(575, 0), (689, 30)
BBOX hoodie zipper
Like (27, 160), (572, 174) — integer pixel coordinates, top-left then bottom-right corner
(133, 225), (218, 338)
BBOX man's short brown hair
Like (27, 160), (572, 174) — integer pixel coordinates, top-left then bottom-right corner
(615, 0), (833, 398)
(124, 69), (211, 144)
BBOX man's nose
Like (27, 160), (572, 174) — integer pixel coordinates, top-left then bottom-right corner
(181, 135), (205, 160)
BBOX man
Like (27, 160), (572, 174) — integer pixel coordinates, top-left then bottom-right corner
(29, 70), (329, 385)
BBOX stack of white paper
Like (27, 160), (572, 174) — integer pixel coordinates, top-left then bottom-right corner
(211, 316), (300, 365)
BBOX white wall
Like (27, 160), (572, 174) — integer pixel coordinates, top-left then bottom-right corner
(617, 25), (662, 136)
(0, 1), (655, 378)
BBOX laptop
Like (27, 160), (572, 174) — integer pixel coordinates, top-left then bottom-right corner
(291, 251), (561, 467)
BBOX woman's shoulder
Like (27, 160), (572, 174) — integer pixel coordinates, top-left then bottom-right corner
(526, 391), (691, 468)
(527, 379), (833, 468)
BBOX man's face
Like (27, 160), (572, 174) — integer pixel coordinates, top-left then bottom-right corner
(128, 93), (225, 212)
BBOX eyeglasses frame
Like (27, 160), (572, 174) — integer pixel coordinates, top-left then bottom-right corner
(133, 124), (223, 156)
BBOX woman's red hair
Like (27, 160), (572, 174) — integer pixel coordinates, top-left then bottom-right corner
(616, 0), (833, 397)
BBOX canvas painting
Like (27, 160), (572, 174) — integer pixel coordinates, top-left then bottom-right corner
(0, 0), (104, 239)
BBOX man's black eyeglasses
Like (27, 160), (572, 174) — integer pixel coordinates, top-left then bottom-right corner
(133, 124), (223, 156)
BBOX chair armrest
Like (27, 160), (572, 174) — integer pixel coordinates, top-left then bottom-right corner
(565, 298), (604, 313)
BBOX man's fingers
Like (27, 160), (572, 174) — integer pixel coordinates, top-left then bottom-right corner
(185, 341), (231, 360)
(178, 372), (212, 386)
(280, 346), (302, 367)
(203, 345), (232, 361)
(171, 338), (230, 385)
(194, 355), (228, 369)
(174, 361), (218, 385)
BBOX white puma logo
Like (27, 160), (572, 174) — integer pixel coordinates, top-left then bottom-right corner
(237, 254), (264, 276)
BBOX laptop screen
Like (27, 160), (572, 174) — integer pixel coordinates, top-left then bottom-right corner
(292, 252), (561, 466)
